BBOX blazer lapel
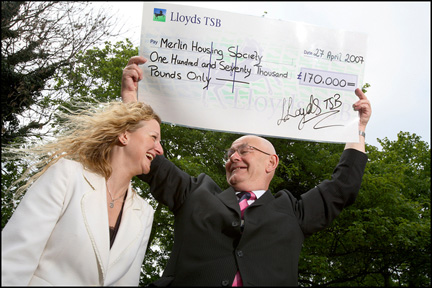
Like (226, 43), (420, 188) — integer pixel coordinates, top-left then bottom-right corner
(107, 185), (143, 264)
(81, 168), (110, 281)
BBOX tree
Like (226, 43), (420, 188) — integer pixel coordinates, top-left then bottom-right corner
(297, 132), (431, 287)
(1, 1), (124, 233)
(53, 39), (138, 104)
(1, 1), (122, 145)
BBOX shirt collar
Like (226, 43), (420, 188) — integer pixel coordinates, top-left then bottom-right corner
(236, 190), (266, 199)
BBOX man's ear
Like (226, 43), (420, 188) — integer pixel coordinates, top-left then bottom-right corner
(266, 154), (279, 173)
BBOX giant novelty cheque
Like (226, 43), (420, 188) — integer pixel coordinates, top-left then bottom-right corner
(138, 3), (368, 143)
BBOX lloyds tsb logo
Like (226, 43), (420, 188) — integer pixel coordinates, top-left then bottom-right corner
(153, 8), (166, 22)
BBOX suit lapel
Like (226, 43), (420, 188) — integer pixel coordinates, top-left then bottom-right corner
(216, 188), (274, 214)
(250, 190), (273, 207)
(81, 168), (110, 281)
(216, 187), (241, 215)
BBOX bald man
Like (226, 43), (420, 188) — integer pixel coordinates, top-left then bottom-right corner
(122, 56), (371, 286)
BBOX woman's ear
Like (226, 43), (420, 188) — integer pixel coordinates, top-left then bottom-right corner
(118, 132), (129, 145)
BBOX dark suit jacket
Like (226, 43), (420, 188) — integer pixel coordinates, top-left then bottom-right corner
(139, 149), (367, 286)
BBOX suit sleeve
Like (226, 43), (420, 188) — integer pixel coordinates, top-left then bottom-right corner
(297, 148), (368, 236)
(138, 155), (217, 213)
(1, 160), (71, 286)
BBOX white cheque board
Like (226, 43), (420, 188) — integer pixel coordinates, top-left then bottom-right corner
(138, 3), (368, 143)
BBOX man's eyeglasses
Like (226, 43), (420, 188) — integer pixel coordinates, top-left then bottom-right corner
(224, 144), (271, 162)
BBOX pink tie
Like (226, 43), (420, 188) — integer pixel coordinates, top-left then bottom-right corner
(233, 191), (256, 287)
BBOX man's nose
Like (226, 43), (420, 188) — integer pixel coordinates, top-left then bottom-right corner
(229, 151), (241, 162)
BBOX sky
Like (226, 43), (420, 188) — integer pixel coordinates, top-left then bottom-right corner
(100, 1), (431, 149)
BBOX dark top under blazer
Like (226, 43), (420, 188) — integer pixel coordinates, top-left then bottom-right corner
(139, 149), (368, 286)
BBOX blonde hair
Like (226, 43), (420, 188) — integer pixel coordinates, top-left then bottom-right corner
(7, 101), (161, 196)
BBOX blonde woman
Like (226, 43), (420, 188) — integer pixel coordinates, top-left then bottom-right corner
(1, 102), (163, 286)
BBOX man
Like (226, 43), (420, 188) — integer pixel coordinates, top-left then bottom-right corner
(122, 56), (371, 286)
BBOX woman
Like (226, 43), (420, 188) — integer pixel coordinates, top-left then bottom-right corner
(1, 101), (163, 286)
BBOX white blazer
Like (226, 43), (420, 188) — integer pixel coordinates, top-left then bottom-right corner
(1, 158), (154, 286)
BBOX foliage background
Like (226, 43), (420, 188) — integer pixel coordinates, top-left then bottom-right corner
(1, 2), (430, 287)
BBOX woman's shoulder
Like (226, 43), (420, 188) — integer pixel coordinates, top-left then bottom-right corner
(37, 158), (87, 183)
(132, 192), (154, 214)
(50, 158), (84, 173)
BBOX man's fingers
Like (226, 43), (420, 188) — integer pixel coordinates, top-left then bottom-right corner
(355, 87), (367, 100)
(124, 56), (146, 82)
(127, 56), (147, 66)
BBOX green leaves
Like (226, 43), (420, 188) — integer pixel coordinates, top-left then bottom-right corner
(54, 39), (138, 105)
(298, 132), (431, 286)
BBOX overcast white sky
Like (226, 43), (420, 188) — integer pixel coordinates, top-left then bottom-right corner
(100, 1), (431, 149)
